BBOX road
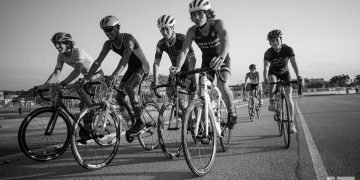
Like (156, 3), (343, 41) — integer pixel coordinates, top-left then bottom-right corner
(0, 95), (359, 179)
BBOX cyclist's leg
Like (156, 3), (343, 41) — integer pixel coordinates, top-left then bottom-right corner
(217, 68), (237, 129)
(124, 69), (145, 133)
(268, 74), (277, 111)
(282, 72), (297, 133)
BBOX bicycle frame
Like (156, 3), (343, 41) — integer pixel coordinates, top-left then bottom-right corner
(194, 73), (223, 138)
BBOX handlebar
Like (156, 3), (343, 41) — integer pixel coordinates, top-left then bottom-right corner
(176, 68), (227, 83)
(269, 80), (302, 96)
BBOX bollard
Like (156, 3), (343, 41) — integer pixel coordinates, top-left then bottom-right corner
(19, 107), (22, 114)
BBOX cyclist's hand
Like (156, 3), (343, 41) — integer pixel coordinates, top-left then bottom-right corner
(297, 76), (304, 86)
(150, 81), (157, 91)
(79, 78), (89, 85)
(169, 66), (179, 75)
(210, 56), (224, 70)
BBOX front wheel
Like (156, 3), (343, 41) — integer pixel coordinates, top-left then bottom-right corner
(71, 103), (120, 170)
(138, 101), (160, 150)
(182, 99), (216, 177)
(18, 107), (71, 161)
(281, 97), (291, 148)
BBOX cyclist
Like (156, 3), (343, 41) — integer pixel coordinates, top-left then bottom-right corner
(43, 32), (104, 109)
(84, 15), (150, 137)
(152, 14), (197, 112)
(263, 29), (302, 134)
(172, 0), (237, 129)
(243, 64), (263, 106)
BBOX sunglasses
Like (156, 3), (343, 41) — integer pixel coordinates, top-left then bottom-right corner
(103, 27), (115, 34)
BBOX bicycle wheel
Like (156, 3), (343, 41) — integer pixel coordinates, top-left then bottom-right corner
(182, 99), (216, 177)
(281, 97), (291, 148)
(219, 99), (231, 152)
(275, 98), (282, 136)
(71, 103), (120, 170)
(18, 107), (71, 161)
(158, 101), (183, 158)
(248, 97), (255, 121)
(138, 101), (160, 150)
(255, 100), (261, 119)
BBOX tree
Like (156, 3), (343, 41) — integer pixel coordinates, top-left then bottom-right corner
(329, 74), (350, 87)
(354, 75), (360, 85)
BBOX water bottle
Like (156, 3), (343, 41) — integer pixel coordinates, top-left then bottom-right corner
(210, 87), (221, 122)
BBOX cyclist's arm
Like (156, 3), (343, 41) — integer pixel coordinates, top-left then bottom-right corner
(256, 71), (260, 84)
(214, 19), (229, 59)
(289, 56), (300, 78)
(60, 63), (82, 86)
(263, 60), (270, 82)
(187, 52), (196, 70)
(176, 27), (195, 72)
(112, 39), (134, 76)
(153, 48), (162, 84)
(45, 68), (61, 85)
(86, 41), (110, 79)
(244, 73), (249, 93)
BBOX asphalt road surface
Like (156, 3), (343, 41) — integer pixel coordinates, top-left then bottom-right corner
(0, 94), (359, 180)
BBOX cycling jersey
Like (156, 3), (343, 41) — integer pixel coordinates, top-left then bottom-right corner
(193, 20), (231, 81)
(246, 71), (259, 84)
(155, 33), (195, 72)
(55, 47), (93, 75)
(264, 44), (295, 75)
(109, 33), (150, 74)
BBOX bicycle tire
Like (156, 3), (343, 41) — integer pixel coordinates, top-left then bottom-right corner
(71, 103), (120, 170)
(158, 101), (182, 159)
(138, 101), (160, 150)
(281, 96), (291, 148)
(248, 97), (255, 121)
(18, 107), (71, 161)
(182, 99), (216, 177)
(219, 99), (231, 152)
(275, 98), (282, 136)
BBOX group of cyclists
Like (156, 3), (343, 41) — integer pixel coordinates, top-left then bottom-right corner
(40, 0), (302, 143)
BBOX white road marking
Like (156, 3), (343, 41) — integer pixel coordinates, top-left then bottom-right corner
(296, 102), (328, 180)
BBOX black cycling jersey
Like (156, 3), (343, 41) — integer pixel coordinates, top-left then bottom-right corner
(110, 33), (149, 73)
(155, 33), (194, 72)
(193, 20), (231, 82)
(264, 44), (295, 75)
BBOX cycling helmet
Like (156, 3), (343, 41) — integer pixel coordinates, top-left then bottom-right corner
(189, 0), (211, 13)
(51, 32), (73, 44)
(267, 29), (282, 40)
(157, 15), (176, 29)
(249, 64), (256, 69)
(100, 15), (120, 29)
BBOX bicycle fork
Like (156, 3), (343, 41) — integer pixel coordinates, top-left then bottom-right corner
(45, 109), (60, 136)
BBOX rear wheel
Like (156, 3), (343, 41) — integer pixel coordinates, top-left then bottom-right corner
(138, 101), (160, 150)
(182, 99), (216, 177)
(71, 103), (120, 170)
(158, 101), (182, 158)
(219, 99), (231, 152)
(18, 107), (71, 161)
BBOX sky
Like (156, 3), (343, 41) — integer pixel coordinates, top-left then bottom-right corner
(0, 0), (359, 90)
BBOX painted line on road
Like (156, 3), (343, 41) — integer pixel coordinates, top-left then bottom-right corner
(296, 102), (328, 180)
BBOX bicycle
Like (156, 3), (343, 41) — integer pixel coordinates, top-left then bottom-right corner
(18, 82), (103, 161)
(247, 89), (262, 121)
(71, 76), (160, 170)
(153, 75), (192, 159)
(271, 79), (302, 148)
(179, 68), (232, 176)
